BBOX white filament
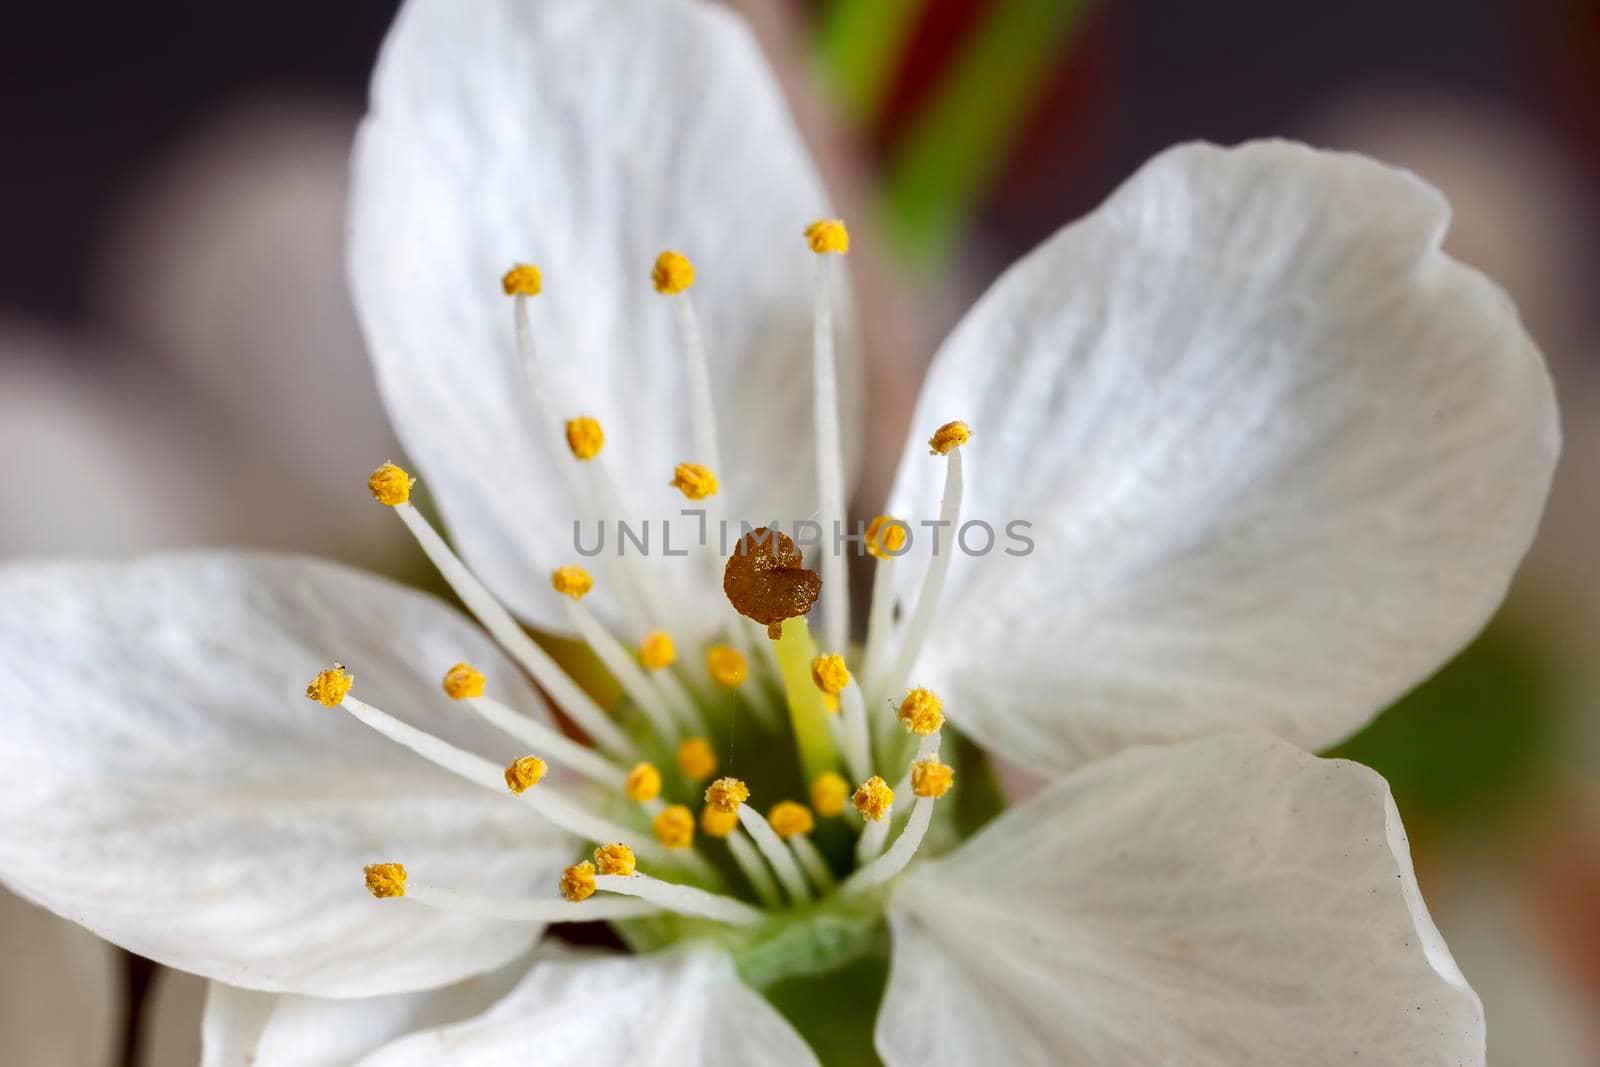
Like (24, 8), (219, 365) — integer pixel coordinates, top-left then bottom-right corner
(858, 554), (897, 705)
(564, 599), (680, 742)
(855, 811), (892, 865)
(726, 828), (783, 909)
(595, 873), (765, 926)
(737, 807), (812, 905)
(789, 834), (837, 893)
(843, 797), (934, 896)
(464, 694), (627, 790)
(407, 882), (659, 922)
(392, 502), (634, 758)
(811, 254), (849, 655)
(881, 448), (964, 703)
(838, 682), (873, 785)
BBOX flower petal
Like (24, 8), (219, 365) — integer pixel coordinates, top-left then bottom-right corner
(202, 954), (528, 1067)
(353, 948), (818, 1065)
(877, 733), (1483, 1066)
(887, 140), (1558, 772)
(349, 0), (855, 638)
(0, 552), (571, 997)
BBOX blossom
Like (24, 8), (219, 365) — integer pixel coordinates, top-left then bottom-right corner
(0, 0), (1559, 1063)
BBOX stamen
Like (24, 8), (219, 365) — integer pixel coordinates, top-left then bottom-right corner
(670, 462), (719, 500)
(559, 861), (596, 902)
(810, 772), (849, 817)
(651, 251), (695, 296)
(501, 263), (543, 296)
(442, 668), (627, 789)
(897, 687), (945, 736)
(564, 416), (605, 461)
(700, 804), (738, 839)
(882, 425), (967, 702)
(838, 678), (875, 785)
(503, 755), (548, 795)
(805, 219), (850, 654)
(853, 775), (894, 865)
(724, 828), (783, 909)
(594, 872), (765, 926)
(858, 515), (907, 701)
(845, 750), (953, 895)
(550, 565), (594, 600)
(325, 680), (658, 857)
(810, 654), (849, 695)
(706, 644), (748, 688)
(676, 736), (718, 781)
(638, 631), (676, 670)
(558, 572), (685, 741)
(767, 801), (815, 839)
(378, 486), (634, 757)
(651, 804), (695, 849)
(705, 777), (750, 813)
(367, 463), (414, 507)
(737, 805), (812, 904)
(364, 862), (406, 898)
(305, 664), (353, 707)
(625, 763), (664, 804)
(404, 880), (658, 922)
(593, 843), (637, 877)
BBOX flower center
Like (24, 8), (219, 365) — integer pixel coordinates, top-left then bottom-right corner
(318, 223), (976, 976)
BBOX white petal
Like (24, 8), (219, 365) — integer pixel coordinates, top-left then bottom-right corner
(0, 553), (571, 997)
(887, 140), (1558, 772)
(878, 733), (1483, 1066)
(202, 953), (528, 1067)
(349, 0), (856, 638)
(0, 886), (123, 1067)
(353, 948), (818, 1066)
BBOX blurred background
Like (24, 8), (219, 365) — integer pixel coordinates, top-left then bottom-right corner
(2, 0), (1596, 1063)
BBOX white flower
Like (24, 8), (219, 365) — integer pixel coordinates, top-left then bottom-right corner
(0, 0), (1559, 1064)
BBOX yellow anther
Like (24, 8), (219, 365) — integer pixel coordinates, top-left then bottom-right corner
(550, 565), (593, 600)
(911, 758), (956, 799)
(700, 804), (739, 838)
(593, 843), (637, 878)
(865, 515), (909, 559)
(852, 776), (894, 822)
(364, 862), (406, 899)
(638, 631), (677, 671)
(624, 762), (663, 803)
(676, 736), (718, 781)
(804, 218), (849, 255)
(768, 801), (815, 839)
(705, 776), (750, 814)
(565, 416), (605, 461)
(653, 805), (695, 850)
(559, 861), (596, 902)
(441, 661), (485, 700)
(928, 420), (971, 456)
(651, 250), (696, 294)
(501, 263), (543, 297)
(504, 755), (548, 795)
(810, 654), (850, 696)
(670, 462), (719, 500)
(367, 462), (414, 506)
(821, 691), (840, 714)
(706, 644), (747, 688)
(898, 687), (945, 736)
(811, 772), (849, 817)
(305, 664), (353, 707)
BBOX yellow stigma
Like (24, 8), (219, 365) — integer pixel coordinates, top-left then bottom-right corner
(367, 462), (414, 506)
(305, 664), (353, 707)
(653, 804), (695, 849)
(700, 804), (739, 838)
(504, 755), (548, 795)
(550, 565), (593, 600)
(441, 661), (485, 700)
(898, 687), (945, 736)
(651, 250), (696, 294)
(852, 776), (894, 822)
(768, 801), (815, 839)
(565, 416), (604, 461)
(811, 772), (849, 817)
(364, 862), (406, 899)
(559, 861), (596, 902)
(705, 776), (750, 814)
(501, 262), (543, 297)
(670, 462), (719, 500)
(928, 420), (971, 456)
(593, 843), (637, 878)
(638, 631), (677, 671)
(804, 218), (849, 254)
(706, 644), (747, 688)
(809, 653), (850, 696)
(676, 736), (718, 781)
(911, 758), (956, 799)
(866, 514), (909, 559)
(624, 762), (663, 803)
